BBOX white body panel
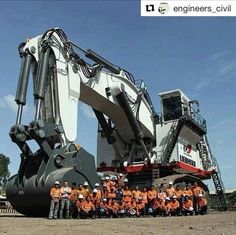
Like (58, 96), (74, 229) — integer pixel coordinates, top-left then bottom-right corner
(50, 35), (81, 142)
(79, 70), (155, 142)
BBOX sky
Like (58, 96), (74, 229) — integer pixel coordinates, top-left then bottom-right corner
(0, 0), (235, 190)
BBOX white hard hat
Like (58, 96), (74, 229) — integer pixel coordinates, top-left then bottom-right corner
(198, 194), (203, 197)
(105, 176), (109, 180)
(84, 181), (89, 186)
(166, 197), (170, 200)
(95, 183), (99, 187)
(54, 181), (60, 185)
(78, 194), (84, 199)
(124, 178), (128, 183)
(169, 181), (173, 185)
(119, 173), (123, 177)
(173, 196), (177, 199)
(103, 198), (107, 202)
(93, 189), (98, 193)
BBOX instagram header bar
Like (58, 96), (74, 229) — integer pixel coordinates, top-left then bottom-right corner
(141, 0), (236, 16)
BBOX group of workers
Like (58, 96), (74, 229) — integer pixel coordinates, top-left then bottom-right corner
(48, 174), (208, 219)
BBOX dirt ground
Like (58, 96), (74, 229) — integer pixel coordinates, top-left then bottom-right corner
(0, 211), (235, 235)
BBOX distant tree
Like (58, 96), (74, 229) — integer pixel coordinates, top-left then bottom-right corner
(0, 153), (10, 194)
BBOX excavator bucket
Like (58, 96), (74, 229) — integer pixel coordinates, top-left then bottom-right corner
(6, 146), (99, 217)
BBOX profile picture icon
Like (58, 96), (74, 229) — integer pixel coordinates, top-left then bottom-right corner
(158, 2), (170, 14)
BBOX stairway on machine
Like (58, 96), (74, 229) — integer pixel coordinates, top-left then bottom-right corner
(199, 135), (228, 210)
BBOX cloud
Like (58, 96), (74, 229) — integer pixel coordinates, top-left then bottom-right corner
(195, 78), (211, 90)
(80, 103), (96, 119)
(0, 94), (18, 113)
(195, 51), (236, 90)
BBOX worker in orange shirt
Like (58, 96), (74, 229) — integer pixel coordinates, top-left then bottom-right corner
(48, 181), (61, 219)
(192, 182), (204, 214)
(60, 180), (72, 219)
(118, 200), (126, 218)
(107, 199), (119, 218)
(107, 187), (116, 203)
(152, 196), (162, 217)
(90, 189), (100, 205)
(110, 177), (117, 192)
(76, 194), (84, 219)
(141, 187), (148, 215)
(132, 186), (142, 203)
(136, 197), (145, 217)
(182, 195), (194, 216)
(170, 195), (180, 216)
(82, 181), (90, 198)
(148, 185), (157, 205)
(183, 184), (193, 199)
(162, 197), (172, 217)
(77, 184), (83, 197)
(122, 185), (132, 208)
(102, 183), (109, 199)
(104, 176), (111, 192)
(69, 182), (78, 218)
(175, 184), (183, 208)
(127, 198), (137, 217)
(98, 198), (109, 218)
(166, 181), (176, 198)
(81, 196), (95, 219)
(196, 194), (208, 215)
(94, 183), (102, 199)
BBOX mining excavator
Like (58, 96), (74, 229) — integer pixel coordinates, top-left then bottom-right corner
(6, 28), (227, 216)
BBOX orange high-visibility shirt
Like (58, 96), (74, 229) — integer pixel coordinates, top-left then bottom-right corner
(96, 189), (102, 199)
(171, 200), (180, 209)
(130, 201), (137, 210)
(152, 198), (161, 209)
(76, 200), (83, 209)
(183, 199), (193, 209)
(124, 201), (131, 210)
(132, 190), (142, 202)
(50, 187), (61, 198)
(197, 197), (207, 207)
(104, 181), (111, 192)
(192, 186), (203, 197)
(112, 202), (119, 212)
(166, 187), (176, 197)
(108, 192), (116, 200)
(69, 188), (78, 202)
(141, 192), (148, 204)
(183, 189), (193, 197)
(162, 202), (172, 211)
(148, 189), (157, 201)
(123, 190), (132, 202)
(99, 201), (107, 210)
(90, 193), (100, 204)
(82, 201), (94, 211)
(82, 188), (90, 198)
(175, 189), (183, 199)
(136, 202), (145, 210)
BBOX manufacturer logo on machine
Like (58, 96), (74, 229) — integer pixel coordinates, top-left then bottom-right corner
(184, 144), (192, 154)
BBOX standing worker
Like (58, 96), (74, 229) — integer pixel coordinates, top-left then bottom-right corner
(69, 182), (78, 218)
(48, 181), (61, 219)
(60, 180), (72, 219)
